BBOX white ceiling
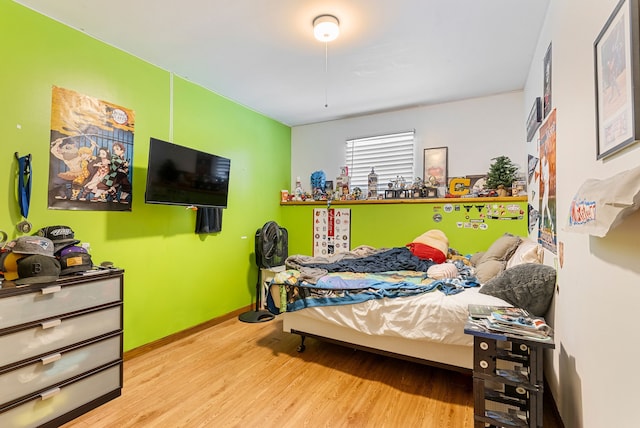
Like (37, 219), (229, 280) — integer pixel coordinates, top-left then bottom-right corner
(15, 0), (549, 127)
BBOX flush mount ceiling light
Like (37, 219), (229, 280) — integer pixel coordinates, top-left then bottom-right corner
(313, 14), (340, 42)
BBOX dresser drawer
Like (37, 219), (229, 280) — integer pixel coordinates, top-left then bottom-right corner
(0, 276), (121, 330)
(0, 334), (121, 406)
(0, 364), (121, 428)
(0, 305), (121, 368)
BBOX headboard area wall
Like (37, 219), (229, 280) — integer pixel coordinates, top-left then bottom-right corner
(280, 197), (529, 256)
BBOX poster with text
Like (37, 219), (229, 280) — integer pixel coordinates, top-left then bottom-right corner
(537, 109), (557, 253)
(313, 208), (351, 257)
(49, 86), (135, 211)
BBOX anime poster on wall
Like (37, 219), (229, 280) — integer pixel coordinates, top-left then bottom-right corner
(48, 86), (135, 211)
(537, 108), (557, 253)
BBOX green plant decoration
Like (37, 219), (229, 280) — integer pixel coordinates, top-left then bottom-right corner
(485, 156), (518, 190)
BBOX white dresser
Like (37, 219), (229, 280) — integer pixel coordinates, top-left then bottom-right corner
(0, 270), (124, 428)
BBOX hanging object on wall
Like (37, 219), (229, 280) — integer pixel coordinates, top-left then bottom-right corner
(313, 208), (350, 257)
(15, 152), (32, 233)
(565, 164), (640, 238)
(48, 86), (135, 211)
(537, 109), (557, 254)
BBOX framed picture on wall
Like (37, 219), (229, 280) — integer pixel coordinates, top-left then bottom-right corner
(423, 147), (448, 187)
(543, 43), (552, 118)
(594, 0), (640, 159)
(526, 97), (542, 142)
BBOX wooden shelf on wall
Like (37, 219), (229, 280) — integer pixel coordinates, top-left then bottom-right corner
(281, 196), (528, 206)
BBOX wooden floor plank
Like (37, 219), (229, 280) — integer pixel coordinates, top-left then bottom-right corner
(61, 317), (562, 427)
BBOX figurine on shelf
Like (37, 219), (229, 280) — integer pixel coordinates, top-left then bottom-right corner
(496, 184), (508, 197)
(310, 170), (326, 200)
(294, 176), (304, 201)
(352, 187), (362, 200)
(367, 167), (378, 200)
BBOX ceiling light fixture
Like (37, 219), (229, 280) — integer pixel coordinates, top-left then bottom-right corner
(313, 15), (340, 108)
(313, 15), (340, 42)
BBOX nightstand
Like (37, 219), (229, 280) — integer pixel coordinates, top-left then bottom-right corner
(465, 321), (555, 427)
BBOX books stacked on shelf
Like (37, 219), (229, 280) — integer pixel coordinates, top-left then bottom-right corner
(467, 305), (553, 342)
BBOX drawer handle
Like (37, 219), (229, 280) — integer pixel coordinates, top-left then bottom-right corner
(41, 285), (62, 295)
(41, 319), (62, 329)
(40, 387), (61, 401)
(41, 353), (62, 365)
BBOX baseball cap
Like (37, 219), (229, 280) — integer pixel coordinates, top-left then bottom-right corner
(60, 252), (93, 275)
(36, 225), (81, 253)
(1, 252), (26, 281)
(12, 236), (56, 257)
(15, 254), (61, 285)
(59, 245), (88, 257)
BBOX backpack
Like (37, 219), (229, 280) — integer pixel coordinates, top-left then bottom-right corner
(255, 221), (288, 268)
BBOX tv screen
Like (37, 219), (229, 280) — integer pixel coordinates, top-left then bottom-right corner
(145, 138), (231, 208)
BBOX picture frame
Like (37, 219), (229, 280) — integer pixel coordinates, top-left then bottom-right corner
(423, 187), (438, 198)
(526, 97), (542, 142)
(594, 0), (640, 159)
(466, 174), (487, 192)
(423, 147), (448, 187)
(543, 43), (552, 118)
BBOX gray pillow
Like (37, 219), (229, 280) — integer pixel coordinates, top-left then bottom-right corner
(479, 263), (556, 316)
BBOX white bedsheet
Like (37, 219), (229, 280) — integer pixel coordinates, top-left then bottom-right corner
(283, 287), (510, 347)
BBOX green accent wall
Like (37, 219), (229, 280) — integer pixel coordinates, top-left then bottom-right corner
(0, 0), (291, 351)
(0, 0), (528, 354)
(280, 200), (528, 256)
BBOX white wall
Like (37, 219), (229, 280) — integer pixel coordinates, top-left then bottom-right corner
(291, 92), (526, 192)
(526, 1), (640, 427)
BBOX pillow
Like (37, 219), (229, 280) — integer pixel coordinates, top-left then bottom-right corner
(506, 240), (543, 269)
(479, 263), (556, 316)
(407, 229), (449, 263)
(470, 251), (485, 266)
(479, 233), (521, 263)
(475, 259), (506, 284)
(427, 262), (458, 279)
(471, 233), (521, 283)
(407, 242), (447, 263)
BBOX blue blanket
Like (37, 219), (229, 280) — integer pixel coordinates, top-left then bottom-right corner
(271, 270), (479, 313)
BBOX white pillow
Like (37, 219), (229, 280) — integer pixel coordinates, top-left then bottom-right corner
(506, 240), (543, 269)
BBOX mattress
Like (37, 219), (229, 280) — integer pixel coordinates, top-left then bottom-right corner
(280, 286), (510, 347)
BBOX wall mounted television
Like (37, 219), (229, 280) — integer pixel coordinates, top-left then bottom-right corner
(145, 137), (231, 208)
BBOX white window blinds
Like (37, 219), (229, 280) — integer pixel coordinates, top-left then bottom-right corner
(345, 130), (415, 191)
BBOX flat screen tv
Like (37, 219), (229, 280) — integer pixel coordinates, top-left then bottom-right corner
(145, 138), (231, 208)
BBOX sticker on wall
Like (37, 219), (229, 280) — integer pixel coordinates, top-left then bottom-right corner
(313, 208), (351, 257)
(48, 86), (135, 211)
(433, 213), (443, 223)
(486, 203), (524, 220)
(443, 204), (454, 213)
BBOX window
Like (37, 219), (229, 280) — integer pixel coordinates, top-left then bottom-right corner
(345, 130), (415, 191)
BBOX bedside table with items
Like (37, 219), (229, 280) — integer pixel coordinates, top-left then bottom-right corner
(465, 319), (555, 428)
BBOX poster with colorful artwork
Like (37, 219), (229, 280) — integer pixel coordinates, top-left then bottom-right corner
(48, 86), (135, 211)
(537, 108), (557, 253)
(313, 208), (351, 257)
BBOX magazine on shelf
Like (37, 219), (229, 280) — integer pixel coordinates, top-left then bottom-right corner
(466, 318), (553, 342)
(489, 309), (552, 337)
(484, 318), (552, 340)
(467, 305), (529, 320)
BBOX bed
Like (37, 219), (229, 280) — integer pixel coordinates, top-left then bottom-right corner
(267, 232), (555, 373)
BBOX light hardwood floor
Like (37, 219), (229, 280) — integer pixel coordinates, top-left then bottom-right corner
(63, 314), (563, 428)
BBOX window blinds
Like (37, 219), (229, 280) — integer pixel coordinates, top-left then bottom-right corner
(345, 130), (415, 191)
